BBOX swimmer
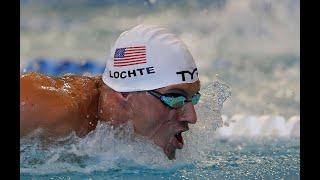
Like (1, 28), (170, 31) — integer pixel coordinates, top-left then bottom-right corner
(20, 25), (201, 160)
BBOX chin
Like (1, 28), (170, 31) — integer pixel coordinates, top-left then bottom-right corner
(153, 138), (176, 160)
(164, 146), (176, 160)
(152, 123), (187, 160)
(162, 135), (184, 160)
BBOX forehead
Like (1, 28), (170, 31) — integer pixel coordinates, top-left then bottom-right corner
(158, 80), (200, 96)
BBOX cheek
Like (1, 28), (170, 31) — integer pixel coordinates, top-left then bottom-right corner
(132, 97), (173, 137)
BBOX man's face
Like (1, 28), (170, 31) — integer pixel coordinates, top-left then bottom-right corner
(128, 80), (200, 159)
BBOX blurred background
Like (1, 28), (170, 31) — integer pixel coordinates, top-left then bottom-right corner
(20, 0), (300, 119)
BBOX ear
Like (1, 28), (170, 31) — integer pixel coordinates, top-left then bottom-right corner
(114, 91), (133, 101)
(112, 91), (135, 123)
(120, 92), (129, 99)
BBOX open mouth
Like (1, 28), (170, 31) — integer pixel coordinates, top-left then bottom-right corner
(175, 132), (183, 144)
(165, 132), (184, 160)
(161, 124), (189, 160)
(174, 131), (184, 148)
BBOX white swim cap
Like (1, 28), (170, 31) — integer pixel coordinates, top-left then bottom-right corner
(102, 24), (199, 92)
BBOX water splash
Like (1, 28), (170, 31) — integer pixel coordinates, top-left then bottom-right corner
(177, 78), (231, 161)
(21, 122), (164, 174)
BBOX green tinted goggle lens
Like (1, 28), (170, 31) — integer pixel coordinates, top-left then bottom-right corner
(160, 93), (201, 109)
(161, 96), (186, 108)
(191, 93), (201, 105)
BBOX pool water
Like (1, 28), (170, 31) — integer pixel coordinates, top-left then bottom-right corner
(20, 137), (299, 179)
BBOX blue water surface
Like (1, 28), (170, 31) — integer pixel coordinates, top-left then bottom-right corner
(21, 138), (299, 180)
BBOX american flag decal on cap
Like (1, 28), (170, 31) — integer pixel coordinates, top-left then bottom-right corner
(113, 46), (146, 67)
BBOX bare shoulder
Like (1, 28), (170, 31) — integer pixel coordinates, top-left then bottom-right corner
(20, 72), (101, 99)
(20, 72), (102, 136)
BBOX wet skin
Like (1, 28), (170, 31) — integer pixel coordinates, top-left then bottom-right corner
(20, 72), (201, 160)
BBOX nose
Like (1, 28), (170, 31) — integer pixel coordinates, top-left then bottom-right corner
(177, 103), (197, 124)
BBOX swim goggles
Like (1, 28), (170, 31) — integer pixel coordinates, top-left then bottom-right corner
(147, 90), (201, 109)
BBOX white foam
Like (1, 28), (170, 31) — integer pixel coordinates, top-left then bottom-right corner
(288, 116), (300, 138)
(216, 114), (300, 138)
